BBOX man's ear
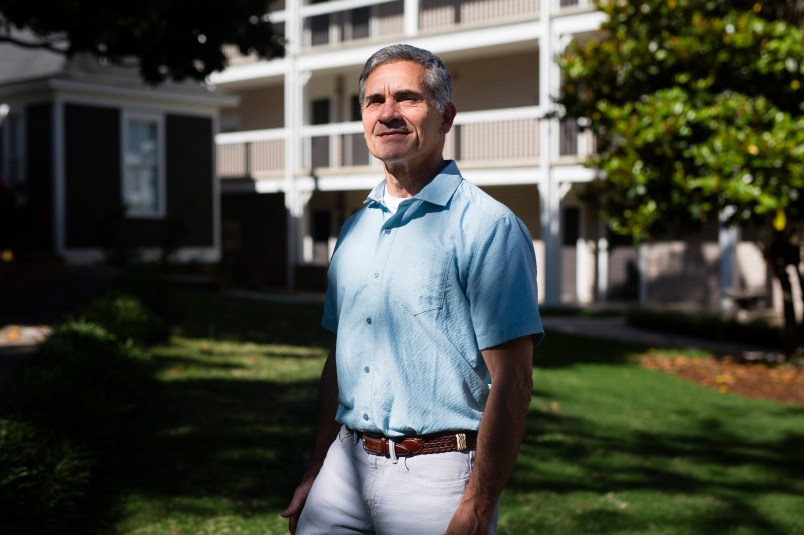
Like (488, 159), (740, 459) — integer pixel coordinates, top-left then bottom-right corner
(441, 103), (457, 134)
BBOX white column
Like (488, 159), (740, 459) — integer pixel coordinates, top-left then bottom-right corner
(576, 206), (591, 303)
(719, 207), (738, 314)
(596, 234), (609, 302)
(638, 243), (649, 303)
(53, 94), (65, 255)
(539, 1), (565, 306)
(404, 0), (419, 37)
(284, 0), (303, 289)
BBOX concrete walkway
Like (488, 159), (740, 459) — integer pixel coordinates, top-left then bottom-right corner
(541, 316), (785, 362)
(223, 289), (784, 361)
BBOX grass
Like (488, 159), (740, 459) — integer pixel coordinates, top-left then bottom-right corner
(105, 289), (803, 535)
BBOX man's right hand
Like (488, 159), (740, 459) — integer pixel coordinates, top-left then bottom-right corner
(281, 473), (317, 534)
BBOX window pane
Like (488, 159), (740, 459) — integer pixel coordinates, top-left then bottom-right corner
(123, 119), (160, 215)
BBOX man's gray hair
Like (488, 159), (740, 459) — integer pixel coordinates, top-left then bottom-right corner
(358, 44), (452, 114)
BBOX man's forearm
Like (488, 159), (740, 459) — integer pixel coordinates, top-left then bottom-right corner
(450, 337), (534, 529)
(281, 346), (341, 533)
(305, 346), (341, 475)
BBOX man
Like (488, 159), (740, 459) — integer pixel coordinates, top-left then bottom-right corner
(282, 44), (543, 535)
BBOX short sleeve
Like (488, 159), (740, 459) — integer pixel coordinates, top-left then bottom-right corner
(467, 215), (544, 350)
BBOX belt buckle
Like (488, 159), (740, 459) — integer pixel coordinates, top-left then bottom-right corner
(361, 435), (384, 456)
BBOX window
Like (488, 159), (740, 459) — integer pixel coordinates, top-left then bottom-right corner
(122, 113), (164, 218)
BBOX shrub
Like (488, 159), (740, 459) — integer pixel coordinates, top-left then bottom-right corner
(80, 292), (167, 345)
(625, 307), (783, 350)
(116, 263), (183, 323)
(0, 418), (91, 534)
(0, 320), (154, 450)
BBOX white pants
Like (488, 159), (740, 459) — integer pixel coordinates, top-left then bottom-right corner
(297, 426), (499, 535)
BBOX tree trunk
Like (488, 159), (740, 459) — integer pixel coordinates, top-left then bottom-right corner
(792, 262), (804, 361)
(767, 231), (803, 360)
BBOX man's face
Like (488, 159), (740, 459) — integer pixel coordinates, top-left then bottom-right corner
(361, 61), (453, 168)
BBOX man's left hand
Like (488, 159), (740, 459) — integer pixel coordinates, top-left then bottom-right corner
(444, 502), (492, 535)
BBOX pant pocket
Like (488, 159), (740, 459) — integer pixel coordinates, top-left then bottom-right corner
(403, 451), (472, 490)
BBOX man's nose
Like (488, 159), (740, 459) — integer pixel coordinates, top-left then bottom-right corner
(378, 99), (399, 121)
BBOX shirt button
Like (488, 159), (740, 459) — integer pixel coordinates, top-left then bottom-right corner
(366, 317), (372, 324)
(363, 413), (369, 421)
(364, 366), (370, 373)
(373, 272), (379, 278)
(385, 229), (391, 235)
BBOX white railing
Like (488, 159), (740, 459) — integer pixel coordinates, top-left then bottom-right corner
(446, 106), (540, 164)
(302, 0), (404, 49)
(216, 106), (554, 179)
(419, 0), (538, 32)
(223, 0), (589, 65)
(217, 128), (287, 178)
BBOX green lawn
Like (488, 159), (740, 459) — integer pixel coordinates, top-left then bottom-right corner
(110, 290), (804, 535)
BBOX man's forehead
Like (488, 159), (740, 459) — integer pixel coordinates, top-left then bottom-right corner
(364, 61), (431, 99)
(365, 61), (426, 86)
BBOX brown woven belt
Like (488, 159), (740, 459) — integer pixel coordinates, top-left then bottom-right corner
(360, 431), (478, 457)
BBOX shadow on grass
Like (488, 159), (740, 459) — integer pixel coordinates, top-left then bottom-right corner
(78, 292), (802, 534)
(112, 375), (320, 512)
(511, 395), (804, 534)
(173, 290), (333, 349)
(534, 330), (649, 368)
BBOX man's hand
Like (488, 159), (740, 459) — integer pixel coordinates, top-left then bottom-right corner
(281, 472), (317, 534)
(444, 501), (493, 535)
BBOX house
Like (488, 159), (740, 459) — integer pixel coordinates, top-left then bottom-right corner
(210, 0), (783, 314)
(0, 39), (236, 276)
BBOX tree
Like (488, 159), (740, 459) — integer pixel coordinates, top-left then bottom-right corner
(0, 0), (284, 84)
(557, 0), (804, 359)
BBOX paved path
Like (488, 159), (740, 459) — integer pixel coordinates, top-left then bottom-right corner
(541, 316), (785, 362)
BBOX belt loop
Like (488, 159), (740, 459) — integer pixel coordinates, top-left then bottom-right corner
(388, 437), (399, 464)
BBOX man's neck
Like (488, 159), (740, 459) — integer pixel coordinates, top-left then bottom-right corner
(383, 157), (447, 198)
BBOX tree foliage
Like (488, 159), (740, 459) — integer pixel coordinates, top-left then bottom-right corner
(558, 0), (803, 357)
(0, 0), (285, 84)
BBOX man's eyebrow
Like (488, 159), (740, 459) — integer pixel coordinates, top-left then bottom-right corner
(363, 89), (426, 105)
(393, 89), (425, 100)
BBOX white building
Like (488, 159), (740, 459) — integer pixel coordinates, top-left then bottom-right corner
(210, 0), (779, 314)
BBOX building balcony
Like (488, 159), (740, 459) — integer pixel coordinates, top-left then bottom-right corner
(216, 106), (595, 185)
(222, 0), (596, 68)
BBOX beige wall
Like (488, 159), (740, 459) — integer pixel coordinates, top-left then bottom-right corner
(451, 51), (539, 112)
(478, 184), (541, 238)
(234, 85), (285, 131)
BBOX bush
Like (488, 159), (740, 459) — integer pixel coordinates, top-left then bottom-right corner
(0, 320), (154, 452)
(0, 418), (92, 534)
(80, 293), (167, 345)
(116, 263), (183, 323)
(625, 307), (783, 350)
(0, 318), (158, 533)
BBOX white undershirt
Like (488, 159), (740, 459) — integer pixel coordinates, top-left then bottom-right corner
(383, 188), (407, 214)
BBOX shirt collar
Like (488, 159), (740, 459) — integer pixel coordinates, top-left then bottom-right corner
(364, 160), (463, 208)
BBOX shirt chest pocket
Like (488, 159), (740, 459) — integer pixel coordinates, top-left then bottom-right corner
(390, 248), (451, 316)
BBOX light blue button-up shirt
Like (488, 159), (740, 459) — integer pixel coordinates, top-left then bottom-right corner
(322, 161), (543, 437)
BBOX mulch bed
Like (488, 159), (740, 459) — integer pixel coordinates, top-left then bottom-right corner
(640, 350), (804, 404)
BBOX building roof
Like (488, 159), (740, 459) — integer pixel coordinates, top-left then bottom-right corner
(0, 33), (235, 106)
